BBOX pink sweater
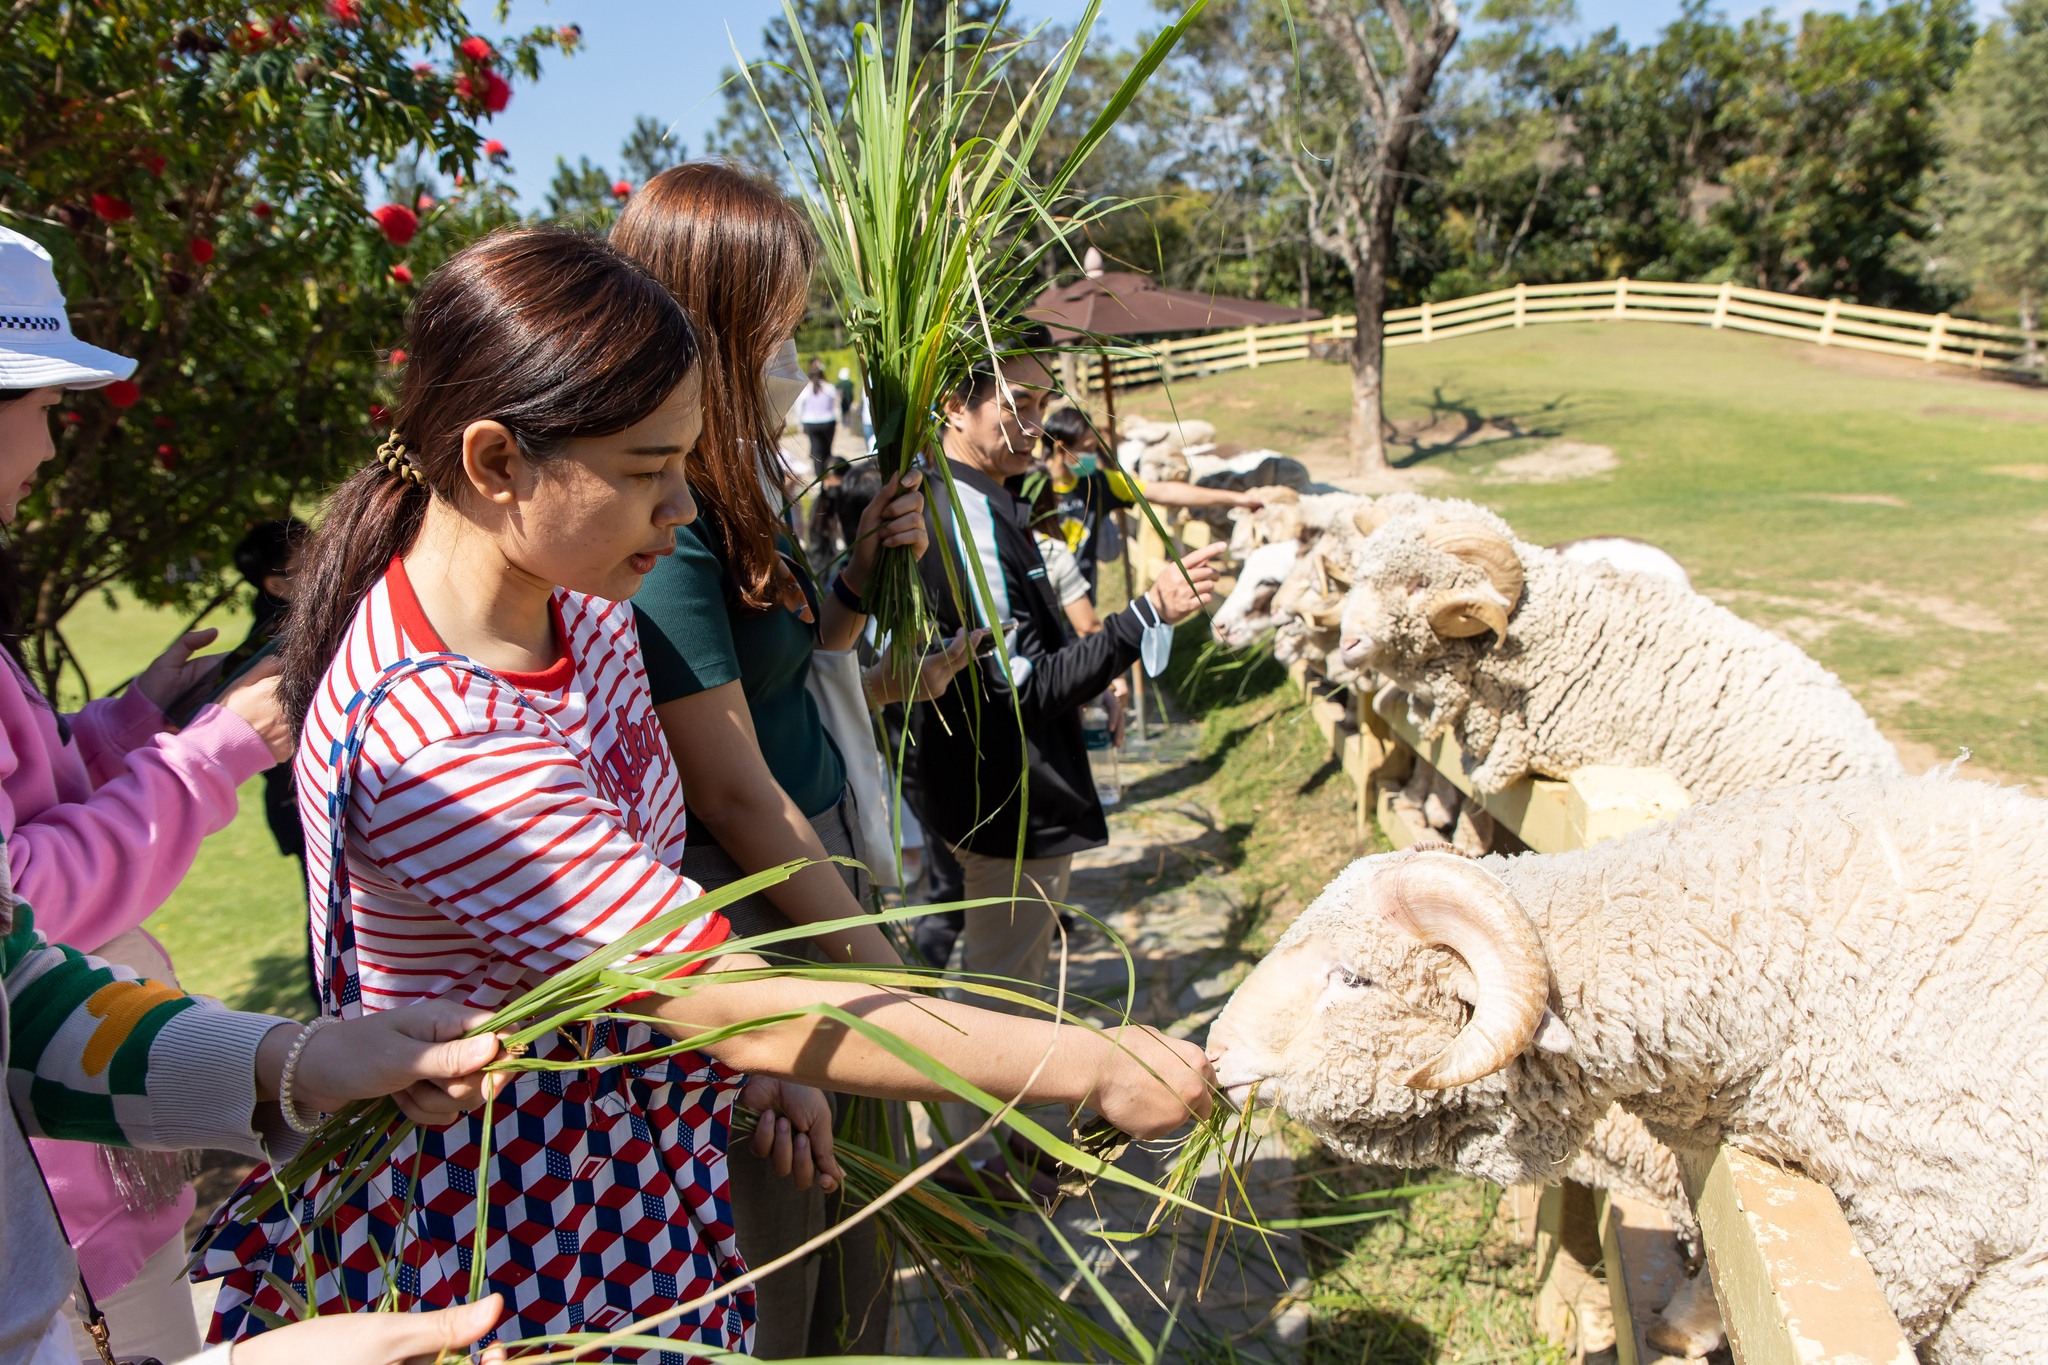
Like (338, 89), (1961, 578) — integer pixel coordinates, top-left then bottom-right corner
(1, 654), (275, 1295)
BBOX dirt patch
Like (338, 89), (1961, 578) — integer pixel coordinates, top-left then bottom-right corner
(1805, 492), (1910, 508)
(1923, 405), (2048, 423)
(2027, 516), (2048, 534)
(1483, 441), (1619, 483)
(1990, 463), (2048, 481)
(1387, 413), (1530, 451)
(1715, 580), (2011, 641)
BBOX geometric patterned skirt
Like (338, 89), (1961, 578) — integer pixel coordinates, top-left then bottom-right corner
(190, 1021), (756, 1362)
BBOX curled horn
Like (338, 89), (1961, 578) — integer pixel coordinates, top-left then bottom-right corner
(1371, 851), (1553, 1089)
(1424, 522), (1524, 644)
(1349, 501), (1388, 539)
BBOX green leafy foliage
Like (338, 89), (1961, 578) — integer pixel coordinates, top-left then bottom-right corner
(0, 0), (571, 692)
(1935, 0), (2048, 335)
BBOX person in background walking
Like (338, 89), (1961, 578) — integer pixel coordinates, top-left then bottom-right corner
(796, 358), (839, 483)
(834, 366), (857, 432)
(0, 225), (294, 1363)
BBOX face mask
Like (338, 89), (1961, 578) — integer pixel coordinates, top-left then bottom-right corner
(761, 338), (807, 418)
(1073, 453), (1099, 477)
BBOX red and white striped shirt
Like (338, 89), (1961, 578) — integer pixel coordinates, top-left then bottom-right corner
(296, 557), (726, 1014)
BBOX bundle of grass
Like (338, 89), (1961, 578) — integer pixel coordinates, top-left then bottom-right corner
(744, 0), (1210, 675)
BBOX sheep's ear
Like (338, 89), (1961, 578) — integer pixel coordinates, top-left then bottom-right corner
(1533, 1009), (1572, 1054)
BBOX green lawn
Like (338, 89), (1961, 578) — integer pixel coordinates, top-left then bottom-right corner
(1156, 321), (2048, 782)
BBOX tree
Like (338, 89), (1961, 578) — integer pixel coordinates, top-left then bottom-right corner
(0, 1), (569, 692)
(544, 115), (684, 225)
(1937, 0), (2048, 355)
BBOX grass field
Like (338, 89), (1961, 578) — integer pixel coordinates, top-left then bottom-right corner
(1143, 320), (2048, 783)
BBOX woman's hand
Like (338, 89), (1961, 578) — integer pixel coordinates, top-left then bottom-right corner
(740, 1075), (844, 1193)
(1086, 1026), (1216, 1141)
(226, 1294), (508, 1365)
(218, 657), (294, 762)
(134, 628), (222, 711)
(1144, 541), (1226, 626)
(843, 469), (927, 596)
(274, 999), (509, 1125)
(863, 628), (982, 707)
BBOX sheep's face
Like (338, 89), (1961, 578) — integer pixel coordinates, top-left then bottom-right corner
(1335, 522), (1465, 676)
(1208, 854), (1589, 1186)
(1212, 541), (1303, 648)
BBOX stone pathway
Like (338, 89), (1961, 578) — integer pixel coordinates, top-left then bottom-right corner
(892, 717), (1310, 1362)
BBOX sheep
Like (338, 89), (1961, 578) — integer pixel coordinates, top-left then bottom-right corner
(1207, 772), (2048, 1363)
(1550, 535), (1692, 592)
(1212, 539), (1305, 648)
(1334, 515), (1901, 799)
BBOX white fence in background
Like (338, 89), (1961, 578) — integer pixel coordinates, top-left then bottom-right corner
(1085, 277), (2046, 390)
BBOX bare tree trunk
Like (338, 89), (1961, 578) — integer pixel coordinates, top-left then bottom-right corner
(1350, 260), (1390, 473)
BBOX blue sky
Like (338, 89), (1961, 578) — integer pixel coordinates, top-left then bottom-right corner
(458, 1), (1967, 208)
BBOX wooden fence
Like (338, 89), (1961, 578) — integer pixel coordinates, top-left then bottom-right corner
(1085, 278), (2046, 391)
(1138, 514), (1918, 1363)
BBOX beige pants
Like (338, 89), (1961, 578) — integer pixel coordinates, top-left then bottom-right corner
(938, 847), (1074, 1153)
(69, 1233), (202, 1363)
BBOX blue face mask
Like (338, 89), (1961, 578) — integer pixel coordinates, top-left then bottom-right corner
(1073, 453), (1099, 477)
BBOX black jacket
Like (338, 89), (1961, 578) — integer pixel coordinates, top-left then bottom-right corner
(911, 459), (1145, 860)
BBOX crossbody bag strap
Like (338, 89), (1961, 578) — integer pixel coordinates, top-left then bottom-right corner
(11, 1105), (135, 1365)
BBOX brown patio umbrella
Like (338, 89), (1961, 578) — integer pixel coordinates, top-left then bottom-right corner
(1027, 267), (1321, 341)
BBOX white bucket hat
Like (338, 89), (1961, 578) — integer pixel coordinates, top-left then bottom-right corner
(0, 226), (137, 391)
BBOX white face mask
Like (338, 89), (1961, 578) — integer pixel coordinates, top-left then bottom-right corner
(762, 338), (807, 418)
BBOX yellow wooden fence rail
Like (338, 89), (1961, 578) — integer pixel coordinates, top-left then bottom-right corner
(1086, 277), (2045, 392)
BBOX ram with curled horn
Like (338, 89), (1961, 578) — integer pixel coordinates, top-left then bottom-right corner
(1331, 506), (1899, 799)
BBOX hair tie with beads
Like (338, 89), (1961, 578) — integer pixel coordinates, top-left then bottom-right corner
(374, 435), (426, 486)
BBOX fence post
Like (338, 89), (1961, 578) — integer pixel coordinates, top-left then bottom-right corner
(1712, 280), (1732, 329)
(1819, 298), (1840, 346)
(1514, 281), (1527, 328)
(1161, 350), (1176, 384)
(1421, 300), (1434, 342)
(1245, 325), (1259, 369)
(1926, 313), (1950, 363)
(1613, 277), (1628, 317)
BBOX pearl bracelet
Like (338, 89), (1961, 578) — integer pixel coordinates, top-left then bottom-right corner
(277, 1016), (338, 1135)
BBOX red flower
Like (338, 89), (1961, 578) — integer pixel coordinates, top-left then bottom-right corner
(389, 348), (407, 365)
(273, 15), (300, 43)
(557, 23), (582, 46)
(458, 35), (494, 62)
(453, 72), (475, 101)
(152, 415), (175, 429)
(156, 444), (178, 470)
(415, 193), (435, 211)
(326, 0), (360, 23)
(452, 172), (466, 186)
(59, 411), (81, 426)
(370, 203), (418, 246)
(252, 200), (273, 219)
(482, 70), (511, 113)
(412, 60), (434, 75)
(483, 138), (507, 159)
(90, 193), (133, 222)
(369, 403), (390, 425)
(189, 238), (214, 264)
(389, 263), (413, 285)
(138, 150), (166, 177)
(612, 180), (633, 199)
(104, 380), (140, 408)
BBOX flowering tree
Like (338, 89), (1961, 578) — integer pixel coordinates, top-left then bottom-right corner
(0, 1), (574, 692)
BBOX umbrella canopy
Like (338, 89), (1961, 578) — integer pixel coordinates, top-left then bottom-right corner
(1027, 269), (1321, 341)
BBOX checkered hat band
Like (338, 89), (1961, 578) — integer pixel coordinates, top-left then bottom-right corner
(0, 314), (64, 333)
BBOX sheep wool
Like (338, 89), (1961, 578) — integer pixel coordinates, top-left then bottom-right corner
(1337, 517), (1901, 798)
(1209, 772), (2048, 1363)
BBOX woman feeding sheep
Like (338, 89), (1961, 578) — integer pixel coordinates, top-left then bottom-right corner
(192, 228), (1214, 1352)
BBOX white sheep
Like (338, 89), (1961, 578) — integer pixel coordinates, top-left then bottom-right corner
(1212, 539), (1305, 649)
(1208, 772), (2048, 1363)
(1334, 515), (1901, 799)
(1550, 535), (1692, 591)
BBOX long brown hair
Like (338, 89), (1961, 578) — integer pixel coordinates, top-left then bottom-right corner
(278, 227), (696, 730)
(611, 161), (814, 611)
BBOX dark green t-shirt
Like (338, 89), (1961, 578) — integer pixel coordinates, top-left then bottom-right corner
(634, 516), (846, 826)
